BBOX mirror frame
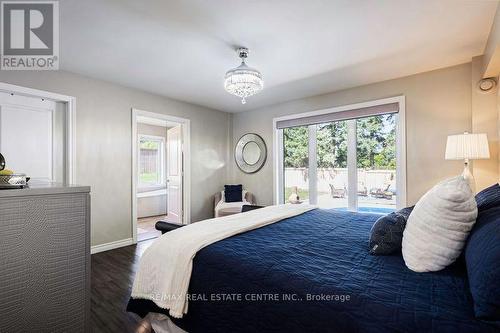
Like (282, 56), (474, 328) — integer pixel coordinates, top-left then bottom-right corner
(235, 133), (267, 174)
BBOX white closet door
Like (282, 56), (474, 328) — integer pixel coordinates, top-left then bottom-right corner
(0, 93), (56, 180)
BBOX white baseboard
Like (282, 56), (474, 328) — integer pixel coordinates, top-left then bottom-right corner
(91, 238), (134, 254)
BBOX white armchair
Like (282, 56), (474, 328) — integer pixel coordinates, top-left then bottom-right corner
(214, 191), (256, 217)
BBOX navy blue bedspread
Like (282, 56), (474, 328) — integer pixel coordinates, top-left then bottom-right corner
(127, 209), (499, 333)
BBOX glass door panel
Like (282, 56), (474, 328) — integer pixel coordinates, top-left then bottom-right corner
(316, 121), (348, 209)
(356, 114), (397, 213)
(283, 126), (309, 203)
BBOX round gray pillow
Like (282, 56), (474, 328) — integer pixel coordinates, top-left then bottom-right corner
(369, 206), (414, 255)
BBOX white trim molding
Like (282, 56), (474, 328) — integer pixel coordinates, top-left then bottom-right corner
(132, 108), (191, 244)
(91, 238), (134, 254)
(273, 95), (407, 209)
(0, 82), (76, 184)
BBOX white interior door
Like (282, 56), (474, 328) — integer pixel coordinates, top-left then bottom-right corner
(167, 125), (183, 223)
(0, 92), (60, 180)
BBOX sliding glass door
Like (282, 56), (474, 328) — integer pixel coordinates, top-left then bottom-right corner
(356, 114), (397, 212)
(316, 120), (349, 209)
(283, 126), (310, 203)
(276, 98), (404, 213)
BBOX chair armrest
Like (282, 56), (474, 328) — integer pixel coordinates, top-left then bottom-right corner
(244, 192), (256, 205)
(214, 192), (222, 208)
(155, 221), (185, 234)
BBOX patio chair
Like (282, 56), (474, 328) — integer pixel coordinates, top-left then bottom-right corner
(329, 183), (346, 198)
(357, 182), (368, 196)
(370, 184), (393, 200)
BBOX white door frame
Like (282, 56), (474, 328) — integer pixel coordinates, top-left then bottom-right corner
(131, 108), (191, 243)
(272, 95), (406, 209)
(0, 82), (76, 184)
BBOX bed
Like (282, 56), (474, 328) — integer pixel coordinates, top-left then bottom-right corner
(127, 208), (499, 333)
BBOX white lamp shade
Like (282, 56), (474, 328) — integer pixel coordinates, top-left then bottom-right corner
(445, 133), (490, 160)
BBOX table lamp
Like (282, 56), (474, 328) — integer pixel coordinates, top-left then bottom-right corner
(445, 132), (490, 192)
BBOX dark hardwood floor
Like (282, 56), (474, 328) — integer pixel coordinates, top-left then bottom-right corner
(91, 239), (155, 333)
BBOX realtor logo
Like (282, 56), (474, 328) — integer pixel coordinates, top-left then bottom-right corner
(1, 1), (59, 70)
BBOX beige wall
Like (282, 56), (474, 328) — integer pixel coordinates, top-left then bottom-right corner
(482, 5), (500, 78)
(498, 86), (500, 179)
(231, 63), (475, 206)
(0, 71), (231, 247)
(137, 123), (168, 138)
(471, 56), (499, 189)
(481, 2), (500, 183)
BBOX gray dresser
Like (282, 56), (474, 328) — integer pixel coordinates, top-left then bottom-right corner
(0, 183), (90, 332)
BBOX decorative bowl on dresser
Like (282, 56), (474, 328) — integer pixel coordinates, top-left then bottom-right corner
(0, 173), (29, 188)
(0, 182), (91, 332)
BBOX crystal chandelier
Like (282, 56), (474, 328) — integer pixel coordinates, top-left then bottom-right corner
(224, 47), (264, 104)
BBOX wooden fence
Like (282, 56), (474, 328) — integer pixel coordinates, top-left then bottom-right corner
(140, 148), (159, 174)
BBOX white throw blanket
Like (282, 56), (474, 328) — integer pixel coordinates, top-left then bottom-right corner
(131, 204), (316, 318)
(214, 200), (250, 217)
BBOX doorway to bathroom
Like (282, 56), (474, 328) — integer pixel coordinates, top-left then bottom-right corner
(132, 109), (190, 242)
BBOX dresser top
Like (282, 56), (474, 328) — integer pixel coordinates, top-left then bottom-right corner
(0, 181), (90, 198)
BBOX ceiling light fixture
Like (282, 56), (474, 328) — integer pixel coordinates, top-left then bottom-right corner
(224, 47), (263, 104)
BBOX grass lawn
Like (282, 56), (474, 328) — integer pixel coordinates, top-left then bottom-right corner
(139, 172), (159, 184)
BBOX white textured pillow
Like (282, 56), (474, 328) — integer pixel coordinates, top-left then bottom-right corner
(402, 176), (477, 272)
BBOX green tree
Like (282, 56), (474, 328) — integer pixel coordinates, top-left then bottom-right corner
(283, 114), (396, 170)
(140, 139), (160, 150)
(356, 114), (395, 169)
(317, 121), (347, 168)
(283, 126), (309, 168)
(374, 118), (396, 169)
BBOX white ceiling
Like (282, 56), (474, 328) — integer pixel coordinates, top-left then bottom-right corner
(60, 0), (498, 113)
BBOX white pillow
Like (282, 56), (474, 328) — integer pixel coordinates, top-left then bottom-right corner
(402, 176), (477, 272)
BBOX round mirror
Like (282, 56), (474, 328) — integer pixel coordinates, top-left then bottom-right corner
(242, 142), (261, 165)
(235, 133), (267, 174)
